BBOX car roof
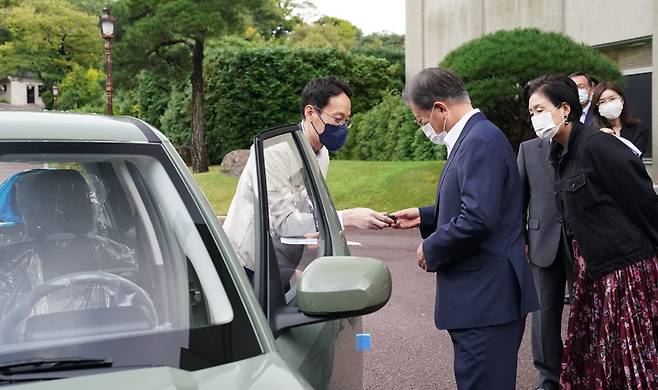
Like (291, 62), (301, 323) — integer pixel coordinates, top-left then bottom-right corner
(0, 111), (164, 143)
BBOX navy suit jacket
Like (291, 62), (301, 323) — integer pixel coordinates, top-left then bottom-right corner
(419, 112), (539, 330)
(584, 105), (594, 126)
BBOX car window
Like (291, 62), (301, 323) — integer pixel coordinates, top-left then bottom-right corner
(0, 143), (261, 371)
(261, 132), (329, 303)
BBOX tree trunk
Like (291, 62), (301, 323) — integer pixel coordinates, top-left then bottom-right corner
(191, 39), (209, 173)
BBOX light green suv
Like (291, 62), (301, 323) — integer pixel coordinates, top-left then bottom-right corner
(0, 111), (392, 389)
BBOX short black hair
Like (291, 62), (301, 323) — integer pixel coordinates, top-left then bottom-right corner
(402, 68), (470, 110)
(568, 72), (594, 87)
(299, 76), (353, 118)
(524, 73), (582, 123)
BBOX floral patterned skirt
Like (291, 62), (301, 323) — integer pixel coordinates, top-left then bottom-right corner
(560, 241), (658, 389)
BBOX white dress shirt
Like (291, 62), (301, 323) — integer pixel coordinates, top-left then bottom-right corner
(443, 109), (480, 157)
(613, 134), (642, 157)
(580, 101), (591, 124)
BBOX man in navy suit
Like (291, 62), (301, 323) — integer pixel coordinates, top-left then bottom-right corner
(393, 68), (539, 389)
(569, 72), (596, 126)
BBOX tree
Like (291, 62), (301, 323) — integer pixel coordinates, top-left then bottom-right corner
(0, 0), (101, 87)
(354, 33), (404, 51)
(247, 0), (301, 40)
(287, 16), (362, 50)
(440, 28), (623, 151)
(57, 64), (105, 113)
(115, 0), (278, 172)
(68, 0), (106, 15)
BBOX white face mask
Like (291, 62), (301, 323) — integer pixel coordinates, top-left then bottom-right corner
(598, 99), (623, 120)
(578, 88), (590, 105)
(531, 106), (566, 141)
(420, 105), (448, 145)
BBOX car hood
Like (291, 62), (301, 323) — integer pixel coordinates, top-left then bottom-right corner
(9, 352), (312, 389)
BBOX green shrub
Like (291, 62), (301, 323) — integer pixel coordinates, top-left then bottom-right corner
(160, 80), (192, 147)
(336, 92), (446, 161)
(124, 42), (403, 163)
(113, 88), (140, 117)
(440, 28), (623, 150)
(132, 71), (173, 129)
(57, 65), (105, 113)
(351, 47), (404, 86)
(203, 46), (401, 163)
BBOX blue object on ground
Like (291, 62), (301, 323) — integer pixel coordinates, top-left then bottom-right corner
(356, 333), (371, 352)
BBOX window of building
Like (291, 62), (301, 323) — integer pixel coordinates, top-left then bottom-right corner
(26, 86), (35, 104)
(623, 69), (652, 158)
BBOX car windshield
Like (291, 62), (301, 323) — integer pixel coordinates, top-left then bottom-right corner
(0, 142), (261, 372)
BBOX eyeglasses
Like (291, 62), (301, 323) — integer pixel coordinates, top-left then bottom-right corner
(414, 105), (436, 126)
(597, 95), (622, 106)
(314, 106), (352, 128)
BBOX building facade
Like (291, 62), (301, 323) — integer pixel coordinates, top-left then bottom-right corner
(0, 77), (45, 111)
(406, 0), (656, 176)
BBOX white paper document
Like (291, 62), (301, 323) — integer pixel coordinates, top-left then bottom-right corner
(280, 237), (362, 246)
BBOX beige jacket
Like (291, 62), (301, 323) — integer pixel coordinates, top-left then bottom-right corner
(223, 134), (329, 270)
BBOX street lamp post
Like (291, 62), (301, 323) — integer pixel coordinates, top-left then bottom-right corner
(99, 2), (116, 115)
(52, 84), (59, 111)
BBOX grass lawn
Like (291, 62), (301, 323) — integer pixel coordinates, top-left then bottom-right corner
(193, 168), (239, 215)
(193, 160), (445, 215)
(325, 160), (444, 212)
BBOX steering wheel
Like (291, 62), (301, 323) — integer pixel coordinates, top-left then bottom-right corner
(0, 271), (158, 343)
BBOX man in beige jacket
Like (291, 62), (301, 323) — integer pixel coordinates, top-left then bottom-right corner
(223, 76), (394, 282)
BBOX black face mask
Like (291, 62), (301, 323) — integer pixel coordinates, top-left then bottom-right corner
(312, 121), (348, 152)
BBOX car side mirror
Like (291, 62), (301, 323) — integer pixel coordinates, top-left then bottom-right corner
(297, 256), (392, 316)
(271, 256), (392, 337)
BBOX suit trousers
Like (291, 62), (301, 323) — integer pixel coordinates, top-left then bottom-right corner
(530, 236), (572, 390)
(448, 317), (526, 389)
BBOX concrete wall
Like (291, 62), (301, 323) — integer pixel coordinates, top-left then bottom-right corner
(10, 80), (27, 106)
(7, 79), (44, 108)
(406, 0), (653, 79)
(406, 0), (655, 177)
(564, 1), (652, 48)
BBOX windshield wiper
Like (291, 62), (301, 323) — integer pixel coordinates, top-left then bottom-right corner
(0, 357), (112, 383)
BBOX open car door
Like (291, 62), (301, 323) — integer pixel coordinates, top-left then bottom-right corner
(252, 124), (391, 389)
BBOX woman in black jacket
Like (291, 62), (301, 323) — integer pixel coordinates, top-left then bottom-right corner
(592, 81), (649, 155)
(525, 73), (658, 389)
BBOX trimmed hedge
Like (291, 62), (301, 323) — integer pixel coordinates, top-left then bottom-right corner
(203, 46), (402, 163)
(440, 28), (623, 150)
(336, 92), (446, 161)
(132, 71), (172, 130)
(160, 80), (192, 147)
